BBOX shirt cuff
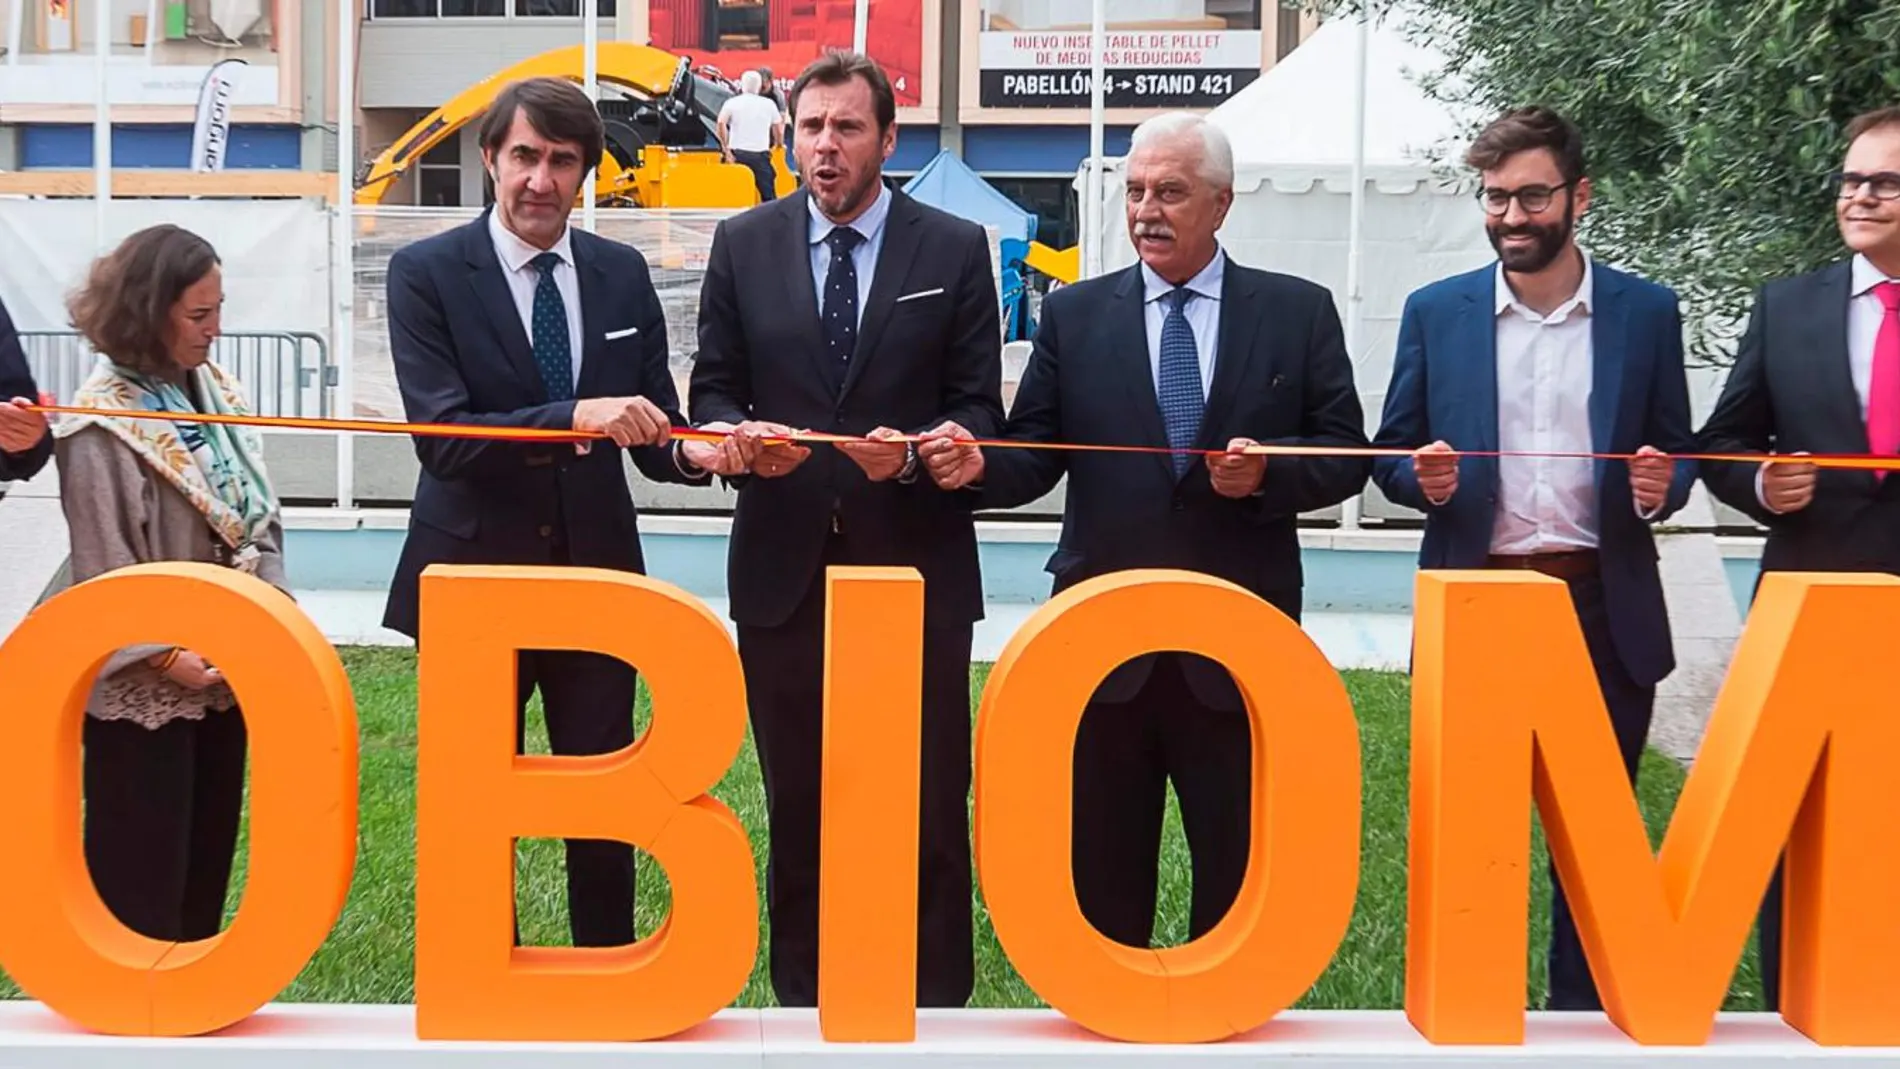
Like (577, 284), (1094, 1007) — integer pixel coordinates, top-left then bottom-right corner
(1754, 463), (1785, 514)
(674, 440), (705, 479)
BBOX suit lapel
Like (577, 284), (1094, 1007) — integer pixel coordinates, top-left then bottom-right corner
(1109, 266), (1175, 482)
(573, 232), (608, 399)
(462, 213), (546, 403)
(841, 186), (922, 400)
(1809, 260), (1864, 453)
(780, 192), (833, 391)
(1460, 268), (1500, 456)
(1194, 263), (1259, 451)
(1588, 266), (1629, 466)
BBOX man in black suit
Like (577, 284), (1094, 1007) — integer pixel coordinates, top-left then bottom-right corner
(381, 76), (709, 948)
(1697, 103), (1900, 1011)
(919, 112), (1369, 948)
(681, 52), (1003, 1008)
(0, 293), (53, 486)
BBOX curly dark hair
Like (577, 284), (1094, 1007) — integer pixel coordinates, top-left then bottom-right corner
(1464, 105), (1587, 184)
(66, 224), (221, 375)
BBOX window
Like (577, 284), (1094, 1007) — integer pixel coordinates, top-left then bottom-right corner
(369, 0), (617, 16)
(416, 135), (463, 206)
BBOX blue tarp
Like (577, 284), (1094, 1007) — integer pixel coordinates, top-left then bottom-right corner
(901, 149), (1037, 244)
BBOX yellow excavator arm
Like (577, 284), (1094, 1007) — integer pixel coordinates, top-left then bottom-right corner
(354, 41), (794, 209)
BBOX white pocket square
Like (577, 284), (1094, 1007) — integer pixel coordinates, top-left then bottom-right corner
(604, 326), (639, 340)
(895, 287), (945, 303)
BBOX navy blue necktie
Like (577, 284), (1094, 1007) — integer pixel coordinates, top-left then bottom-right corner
(1157, 286), (1204, 475)
(821, 227), (863, 389)
(529, 251), (573, 402)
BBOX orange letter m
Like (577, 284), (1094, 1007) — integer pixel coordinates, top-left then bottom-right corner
(1406, 571), (1900, 1047)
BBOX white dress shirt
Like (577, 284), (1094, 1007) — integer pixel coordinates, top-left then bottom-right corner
(1756, 253), (1900, 511)
(808, 182), (892, 328)
(1490, 256), (1599, 554)
(1139, 248), (1224, 401)
(489, 208), (583, 394)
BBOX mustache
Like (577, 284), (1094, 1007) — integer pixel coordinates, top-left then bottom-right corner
(1133, 222), (1175, 240)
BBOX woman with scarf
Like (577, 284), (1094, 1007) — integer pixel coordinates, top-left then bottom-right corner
(51, 223), (285, 943)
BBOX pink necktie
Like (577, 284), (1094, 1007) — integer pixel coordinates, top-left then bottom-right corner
(1870, 281), (1900, 475)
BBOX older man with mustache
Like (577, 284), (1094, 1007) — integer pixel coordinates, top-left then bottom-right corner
(1368, 105), (1697, 1012)
(919, 111), (1369, 950)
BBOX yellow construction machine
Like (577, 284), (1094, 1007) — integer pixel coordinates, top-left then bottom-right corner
(355, 42), (796, 210)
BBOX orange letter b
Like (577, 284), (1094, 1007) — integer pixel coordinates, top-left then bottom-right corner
(414, 565), (757, 1042)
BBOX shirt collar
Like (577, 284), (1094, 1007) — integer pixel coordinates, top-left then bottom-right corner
(1851, 253), (1900, 297)
(809, 181), (893, 249)
(1141, 247), (1226, 305)
(489, 206), (574, 274)
(1495, 250), (1594, 319)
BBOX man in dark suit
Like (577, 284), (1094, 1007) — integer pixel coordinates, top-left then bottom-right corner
(918, 112), (1369, 949)
(0, 293), (53, 486)
(1369, 106), (1697, 1011)
(681, 51), (1003, 1008)
(382, 76), (709, 948)
(1696, 104), (1900, 1012)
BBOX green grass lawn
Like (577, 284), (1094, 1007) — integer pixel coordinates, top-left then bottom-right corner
(0, 647), (1770, 1010)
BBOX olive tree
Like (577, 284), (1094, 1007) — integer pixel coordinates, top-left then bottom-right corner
(1298, 0), (1900, 363)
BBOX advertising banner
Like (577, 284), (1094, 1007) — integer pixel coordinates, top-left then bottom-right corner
(975, 0), (1261, 109)
(647, 0), (933, 109)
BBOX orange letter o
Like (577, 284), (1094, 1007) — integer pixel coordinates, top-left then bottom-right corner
(974, 569), (1360, 1042)
(0, 562), (357, 1035)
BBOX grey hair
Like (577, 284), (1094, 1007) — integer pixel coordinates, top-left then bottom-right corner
(1129, 112), (1235, 190)
(740, 68), (764, 94)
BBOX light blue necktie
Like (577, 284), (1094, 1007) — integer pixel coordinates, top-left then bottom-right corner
(529, 251), (573, 402)
(1157, 286), (1204, 476)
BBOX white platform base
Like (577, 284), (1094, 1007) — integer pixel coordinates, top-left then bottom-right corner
(0, 1005), (1892, 1066)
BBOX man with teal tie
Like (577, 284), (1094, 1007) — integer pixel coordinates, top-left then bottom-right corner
(380, 76), (709, 948)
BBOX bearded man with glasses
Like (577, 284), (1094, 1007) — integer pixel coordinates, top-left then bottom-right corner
(1368, 104), (1698, 1013)
(1696, 104), (1900, 1014)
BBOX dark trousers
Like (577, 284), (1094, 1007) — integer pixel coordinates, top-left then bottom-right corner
(734, 149), (777, 204)
(1071, 653), (1253, 947)
(1540, 572), (1656, 1011)
(735, 537), (975, 1008)
(83, 709), (248, 941)
(513, 647), (640, 947)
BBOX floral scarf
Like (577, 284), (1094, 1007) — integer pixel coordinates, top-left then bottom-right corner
(55, 356), (279, 571)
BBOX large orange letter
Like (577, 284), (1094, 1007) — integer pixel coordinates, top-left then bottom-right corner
(0, 562), (358, 1035)
(974, 569), (1361, 1042)
(819, 567), (923, 1041)
(1406, 571), (1900, 1046)
(414, 565), (757, 1041)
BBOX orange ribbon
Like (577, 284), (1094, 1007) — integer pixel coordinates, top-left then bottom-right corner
(24, 403), (1900, 470)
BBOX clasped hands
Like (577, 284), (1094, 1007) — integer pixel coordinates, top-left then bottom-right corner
(1410, 440), (1676, 512)
(679, 421), (920, 481)
(916, 425), (1271, 498)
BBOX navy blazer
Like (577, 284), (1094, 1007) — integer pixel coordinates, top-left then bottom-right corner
(978, 258), (1370, 708)
(1369, 260), (1696, 688)
(0, 294), (51, 483)
(381, 209), (708, 638)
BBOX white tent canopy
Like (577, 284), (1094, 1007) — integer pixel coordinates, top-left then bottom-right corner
(1208, 12), (1471, 176)
(1079, 13), (1497, 521)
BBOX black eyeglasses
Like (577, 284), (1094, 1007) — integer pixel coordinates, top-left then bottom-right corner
(1477, 182), (1572, 216)
(1831, 171), (1900, 202)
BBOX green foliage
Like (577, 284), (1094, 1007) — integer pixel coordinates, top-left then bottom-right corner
(1293, 0), (1900, 364)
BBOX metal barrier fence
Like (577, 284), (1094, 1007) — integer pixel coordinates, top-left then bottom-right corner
(18, 331), (335, 419)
